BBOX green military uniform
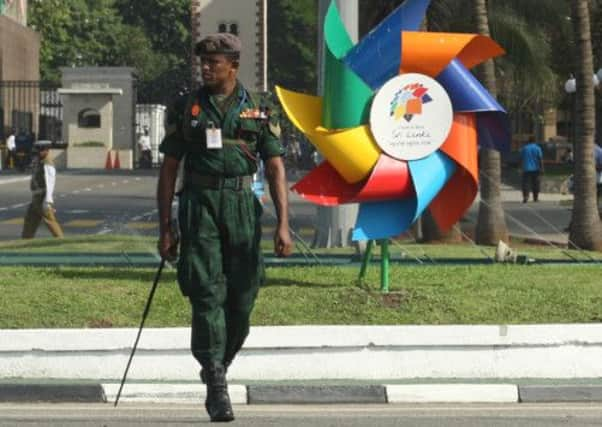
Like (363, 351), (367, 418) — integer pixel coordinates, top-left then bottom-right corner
(22, 155), (64, 239)
(160, 83), (284, 368)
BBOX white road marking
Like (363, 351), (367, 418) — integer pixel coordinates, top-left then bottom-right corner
(0, 177), (29, 185)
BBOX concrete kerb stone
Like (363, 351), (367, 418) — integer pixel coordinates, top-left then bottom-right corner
(0, 384), (105, 403)
(5, 383), (602, 404)
(247, 385), (386, 404)
(519, 385), (602, 403)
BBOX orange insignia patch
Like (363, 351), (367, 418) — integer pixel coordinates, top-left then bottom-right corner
(191, 104), (201, 117)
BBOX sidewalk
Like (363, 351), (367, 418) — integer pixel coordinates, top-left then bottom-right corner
(3, 325), (602, 404)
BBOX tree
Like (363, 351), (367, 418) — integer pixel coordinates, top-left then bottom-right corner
(568, 0), (602, 250)
(472, 0), (509, 245)
(268, 0), (318, 93)
(28, 0), (182, 85)
(114, 0), (190, 84)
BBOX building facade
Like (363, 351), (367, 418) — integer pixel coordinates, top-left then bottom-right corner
(0, 0), (40, 140)
(191, 0), (266, 91)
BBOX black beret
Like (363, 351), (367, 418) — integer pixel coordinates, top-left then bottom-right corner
(195, 33), (241, 56)
(33, 140), (52, 149)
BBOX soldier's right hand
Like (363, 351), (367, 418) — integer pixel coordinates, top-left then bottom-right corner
(158, 230), (178, 262)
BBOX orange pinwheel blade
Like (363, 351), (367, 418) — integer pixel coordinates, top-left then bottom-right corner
(400, 32), (505, 77)
(429, 113), (478, 232)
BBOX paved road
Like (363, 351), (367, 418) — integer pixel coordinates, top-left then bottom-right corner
(0, 170), (573, 245)
(1, 403), (602, 426)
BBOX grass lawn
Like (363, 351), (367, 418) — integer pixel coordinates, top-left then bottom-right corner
(1, 234), (601, 328)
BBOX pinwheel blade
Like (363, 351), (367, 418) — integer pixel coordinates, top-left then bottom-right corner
(323, 1), (373, 128)
(436, 59), (509, 152)
(400, 32), (505, 77)
(430, 113), (479, 231)
(276, 87), (380, 183)
(408, 151), (457, 223)
(353, 199), (417, 241)
(292, 161), (363, 206)
(343, 0), (432, 90)
(436, 59), (505, 112)
(292, 155), (414, 206)
(477, 112), (511, 153)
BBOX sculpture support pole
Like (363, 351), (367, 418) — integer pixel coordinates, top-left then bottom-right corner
(380, 240), (390, 293)
(358, 239), (374, 280)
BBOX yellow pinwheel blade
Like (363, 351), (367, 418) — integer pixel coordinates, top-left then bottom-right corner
(275, 86), (322, 135)
(276, 86), (380, 183)
(313, 125), (380, 183)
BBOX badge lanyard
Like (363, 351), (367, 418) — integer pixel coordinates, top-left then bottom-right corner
(206, 121), (223, 150)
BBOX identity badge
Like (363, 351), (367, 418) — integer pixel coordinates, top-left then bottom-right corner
(206, 124), (223, 150)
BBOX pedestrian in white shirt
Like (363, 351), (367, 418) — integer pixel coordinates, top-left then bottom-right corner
(137, 127), (152, 168)
(6, 129), (16, 169)
(22, 141), (63, 238)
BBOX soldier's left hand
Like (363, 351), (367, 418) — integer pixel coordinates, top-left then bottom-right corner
(43, 201), (55, 214)
(274, 226), (293, 258)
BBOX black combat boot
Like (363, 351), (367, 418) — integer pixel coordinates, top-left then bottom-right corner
(201, 363), (234, 422)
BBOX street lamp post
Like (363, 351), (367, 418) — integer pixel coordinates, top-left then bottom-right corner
(564, 73), (600, 147)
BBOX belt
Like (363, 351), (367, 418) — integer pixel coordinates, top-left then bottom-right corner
(184, 172), (253, 191)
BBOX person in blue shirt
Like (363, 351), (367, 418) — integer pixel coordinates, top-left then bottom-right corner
(520, 140), (544, 203)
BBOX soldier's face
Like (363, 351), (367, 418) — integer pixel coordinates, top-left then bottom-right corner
(200, 54), (238, 88)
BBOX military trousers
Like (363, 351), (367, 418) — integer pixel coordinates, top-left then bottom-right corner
(22, 195), (64, 239)
(177, 186), (264, 368)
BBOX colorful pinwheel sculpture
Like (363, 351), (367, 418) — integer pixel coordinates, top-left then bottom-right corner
(276, 0), (509, 243)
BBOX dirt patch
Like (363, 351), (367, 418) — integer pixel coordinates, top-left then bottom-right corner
(380, 290), (410, 309)
(87, 318), (114, 328)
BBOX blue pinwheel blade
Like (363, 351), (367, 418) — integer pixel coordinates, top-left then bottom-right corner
(436, 59), (505, 113)
(408, 151), (456, 223)
(436, 59), (510, 152)
(352, 151), (456, 241)
(343, 0), (432, 90)
(352, 199), (417, 241)
(477, 112), (511, 153)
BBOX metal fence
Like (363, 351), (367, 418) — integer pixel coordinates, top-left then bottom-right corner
(0, 81), (63, 144)
(133, 76), (190, 168)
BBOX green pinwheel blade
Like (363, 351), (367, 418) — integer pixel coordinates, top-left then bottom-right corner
(322, 1), (373, 129)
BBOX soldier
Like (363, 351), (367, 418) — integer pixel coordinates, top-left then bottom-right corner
(22, 140), (64, 239)
(157, 33), (293, 422)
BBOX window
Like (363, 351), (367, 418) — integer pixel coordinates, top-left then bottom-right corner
(78, 109), (101, 128)
(217, 22), (239, 35)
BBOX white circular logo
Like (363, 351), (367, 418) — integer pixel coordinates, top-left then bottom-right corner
(369, 73), (454, 161)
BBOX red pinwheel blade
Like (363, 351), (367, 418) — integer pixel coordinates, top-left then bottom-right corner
(292, 155), (414, 206)
(291, 161), (363, 206)
(354, 154), (414, 202)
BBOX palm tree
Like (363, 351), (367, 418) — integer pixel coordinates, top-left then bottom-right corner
(472, 0), (509, 245)
(568, 0), (602, 250)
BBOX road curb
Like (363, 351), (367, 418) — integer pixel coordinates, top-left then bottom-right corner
(248, 385), (386, 404)
(6, 383), (602, 404)
(0, 384), (105, 403)
(518, 385), (602, 403)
